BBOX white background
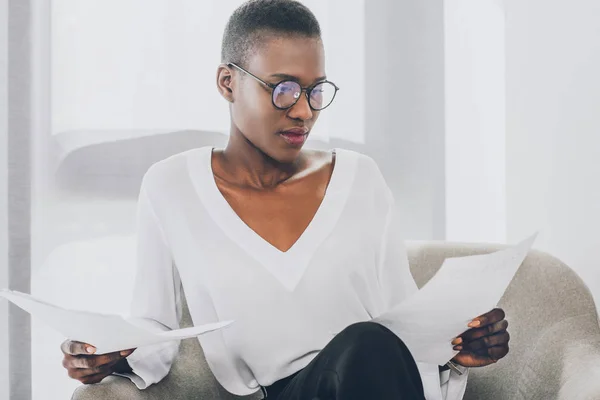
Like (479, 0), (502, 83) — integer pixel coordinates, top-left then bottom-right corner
(505, 0), (600, 305)
(51, 0), (364, 143)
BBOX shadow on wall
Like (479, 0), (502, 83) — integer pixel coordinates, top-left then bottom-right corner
(52, 130), (368, 199)
(53, 130), (228, 199)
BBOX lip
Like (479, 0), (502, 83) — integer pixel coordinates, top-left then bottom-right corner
(281, 127), (309, 135)
(279, 128), (309, 146)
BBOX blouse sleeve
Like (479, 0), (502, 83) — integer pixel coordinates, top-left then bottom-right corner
(371, 161), (469, 400)
(113, 180), (183, 389)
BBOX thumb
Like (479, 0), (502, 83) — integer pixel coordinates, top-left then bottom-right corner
(119, 348), (136, 357)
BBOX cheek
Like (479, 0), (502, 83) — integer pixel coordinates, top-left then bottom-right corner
(247, 93), (275, 122)
(233, 87), (281, 134)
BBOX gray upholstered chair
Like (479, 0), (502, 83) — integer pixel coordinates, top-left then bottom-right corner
(71, 241), (600, 400)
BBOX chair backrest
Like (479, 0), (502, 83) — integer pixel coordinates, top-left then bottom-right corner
(175, 241), (600, 400)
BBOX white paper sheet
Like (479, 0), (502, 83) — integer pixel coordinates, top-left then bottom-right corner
(0, 289), (234, 354)
(373, 233), (537, 365)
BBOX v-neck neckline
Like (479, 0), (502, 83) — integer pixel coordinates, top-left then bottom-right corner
(187, 146), (357, 292)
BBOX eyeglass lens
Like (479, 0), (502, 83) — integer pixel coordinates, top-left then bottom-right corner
(272, 81), (336, 110)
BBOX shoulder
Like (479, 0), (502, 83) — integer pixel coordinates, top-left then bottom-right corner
(140, 146), (208, 195)
(334, 148), (387, 186)
(333, 149), (395, 228)
(331, 148), (393, 208)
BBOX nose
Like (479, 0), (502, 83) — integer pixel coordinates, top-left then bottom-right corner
(287, 91), (314, 121)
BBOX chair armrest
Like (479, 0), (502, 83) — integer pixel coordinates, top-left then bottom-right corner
(514, 314), (600, 400)
(558, 342), (600, 400)
(408, 241), (600, 399)
(558, 324), (600, 399)
(71, 376), (150, 400)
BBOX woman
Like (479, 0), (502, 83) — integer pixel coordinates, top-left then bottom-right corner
(61, 1), (510, 399)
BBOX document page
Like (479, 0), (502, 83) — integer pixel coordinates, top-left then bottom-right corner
(373, 233), (537, 365)
(0, 289), (233, 354)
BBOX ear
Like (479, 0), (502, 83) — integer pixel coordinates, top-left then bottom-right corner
(216, 64), (235, 103)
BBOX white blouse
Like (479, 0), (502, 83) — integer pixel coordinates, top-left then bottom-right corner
(116, 146), (469, 400)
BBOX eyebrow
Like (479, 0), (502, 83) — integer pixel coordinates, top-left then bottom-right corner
(269, 73), (328, 84)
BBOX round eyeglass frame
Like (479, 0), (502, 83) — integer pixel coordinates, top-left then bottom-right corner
(227, 62), (340, 111)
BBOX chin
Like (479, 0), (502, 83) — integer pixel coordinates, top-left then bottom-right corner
(249, 136), (301, 163)
(245, 134), (306, 164)
(270, 146), (304, 165)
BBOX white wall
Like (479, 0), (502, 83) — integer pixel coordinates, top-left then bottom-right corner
(506, 0), (600, 303)
(50, 0), (365, 144)
(364, 0), (447, 240)
(364, 0), (506, 243)
(0, 0), (9, 397)
(444, 0), (506, 243)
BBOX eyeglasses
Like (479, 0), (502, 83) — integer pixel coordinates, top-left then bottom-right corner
(228, 62), (339, 111)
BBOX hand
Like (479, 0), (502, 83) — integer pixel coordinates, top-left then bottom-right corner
(61, 340), (136, 384)
(450, 308), (510, 368)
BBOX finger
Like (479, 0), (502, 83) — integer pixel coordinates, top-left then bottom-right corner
(61, 340), (97, 356)
(120, 348), (136, 357)
(67, 363), (114, 381)
(488, 344), (510, 362)
(455, 320), (509, 344)
(468, 308), (505, 328)
(66, 358), (122, 376)
(452, 351), (491, 368)
(79, 369), (113, 385)
(62, 354), (75, 369)
(67, 352), (124, 369)
(457, 331), (510, 352)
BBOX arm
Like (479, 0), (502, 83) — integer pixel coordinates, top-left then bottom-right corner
(368, 159), (469, 400)
(112, 180), (183, 389)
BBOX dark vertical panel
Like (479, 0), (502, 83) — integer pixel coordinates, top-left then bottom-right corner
(8, 0), (32, 398)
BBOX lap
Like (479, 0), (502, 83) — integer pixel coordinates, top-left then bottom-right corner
(262, 321), (425, 400)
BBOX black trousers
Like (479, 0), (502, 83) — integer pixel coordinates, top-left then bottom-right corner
(261, 321), (426, 400)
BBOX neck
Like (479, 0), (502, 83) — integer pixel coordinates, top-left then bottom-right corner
(218, 131), (304, 189)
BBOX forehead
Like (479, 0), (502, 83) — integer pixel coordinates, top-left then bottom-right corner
(247, 35), (325, 82)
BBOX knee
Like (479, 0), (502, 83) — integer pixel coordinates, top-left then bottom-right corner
(340, 321), (388, 337)
(327, 323), (424, 397)
(337, 322), (415, 361)
(338, 322), (399, 350)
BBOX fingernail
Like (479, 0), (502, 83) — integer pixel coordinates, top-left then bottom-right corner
(86, 346), (96, 354)
(453, 345), (463, 351)
(120, 350), (129, 356)
(451, 337), (463, 345)
(468, 320), (481, 328)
